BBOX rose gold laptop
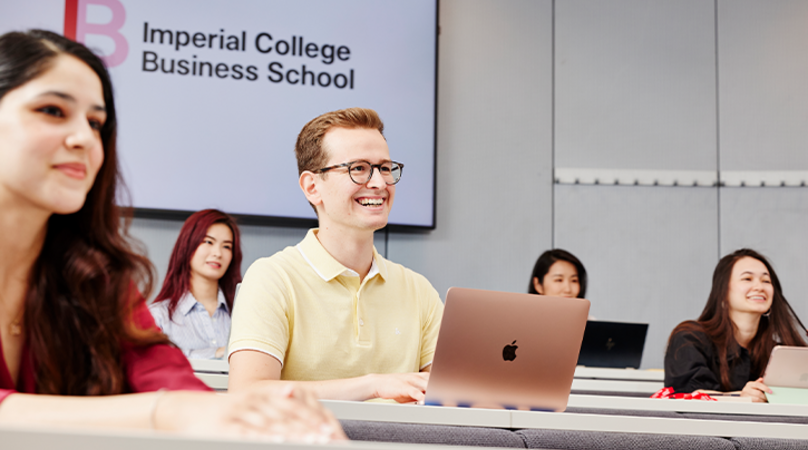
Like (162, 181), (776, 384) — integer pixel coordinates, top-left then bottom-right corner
(763, 346), (808, 405)
(424, 287), (590, 411)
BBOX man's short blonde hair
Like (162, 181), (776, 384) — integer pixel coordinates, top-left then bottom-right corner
(295, 107), (385, 176)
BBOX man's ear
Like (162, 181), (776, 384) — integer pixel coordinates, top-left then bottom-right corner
(300, 171), (322, 207)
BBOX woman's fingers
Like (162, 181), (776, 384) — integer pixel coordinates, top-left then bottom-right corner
(741, 380), (769, 403)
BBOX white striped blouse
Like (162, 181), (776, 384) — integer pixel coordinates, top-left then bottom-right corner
(149, 290), (231, 359)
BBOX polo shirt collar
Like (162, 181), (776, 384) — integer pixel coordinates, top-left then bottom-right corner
(177, 289), (228, 316)
(297, 228), (387, 282)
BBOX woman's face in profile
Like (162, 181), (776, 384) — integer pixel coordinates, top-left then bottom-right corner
(534, 260), (580, 298)
(0, 54), (105, 216)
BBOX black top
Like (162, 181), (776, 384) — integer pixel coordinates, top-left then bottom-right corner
(664, 327), (754, 393)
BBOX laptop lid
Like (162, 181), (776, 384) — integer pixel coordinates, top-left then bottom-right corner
(424, 287), (590, 411)
(763, 346), (808, 405)
(764, 346), (808, 388)
(576, 321), (648, 369)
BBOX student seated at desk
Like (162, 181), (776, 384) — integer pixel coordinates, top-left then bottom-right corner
(0, 30), (342, 440)
(227, 108), (444, 402)
(150, 209), (241, 359)
(665, 249), (807, 402)
(528, 249), (594, 319)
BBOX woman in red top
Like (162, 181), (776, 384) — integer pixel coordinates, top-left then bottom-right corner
(0, 29), (343, 440)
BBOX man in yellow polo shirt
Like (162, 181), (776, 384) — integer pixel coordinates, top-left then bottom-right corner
(227, 107), (444, 402)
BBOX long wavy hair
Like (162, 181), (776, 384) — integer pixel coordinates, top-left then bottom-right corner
(153, 209), (243, 320)
(1, 30), (168, 395)
(669, 249), (807, 390)
(527, 249), (588, 298)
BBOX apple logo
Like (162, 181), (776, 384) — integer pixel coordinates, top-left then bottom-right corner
(502, 340), (518, 362)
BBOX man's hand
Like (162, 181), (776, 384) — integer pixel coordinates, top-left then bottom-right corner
(366, 372), (430, 403)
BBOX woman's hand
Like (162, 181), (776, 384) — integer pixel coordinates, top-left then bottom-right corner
(157, 385), (346, 442)
(740, 378), (771, 403)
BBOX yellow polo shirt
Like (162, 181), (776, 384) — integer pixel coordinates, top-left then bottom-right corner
(228, 229), (444, 381)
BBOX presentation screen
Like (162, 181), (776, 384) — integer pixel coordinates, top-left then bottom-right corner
(1, 0), (438, 228)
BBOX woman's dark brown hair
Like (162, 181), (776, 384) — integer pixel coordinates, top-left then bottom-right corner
(670, 249), (807, 391)
(0, 29), (167, 395)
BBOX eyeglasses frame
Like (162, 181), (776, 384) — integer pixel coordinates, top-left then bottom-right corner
(313, 160), (405, 185)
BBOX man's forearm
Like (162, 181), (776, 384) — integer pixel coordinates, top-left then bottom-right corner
(234, 375), (377, 401)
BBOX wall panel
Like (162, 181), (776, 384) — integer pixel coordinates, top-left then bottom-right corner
(555, 0), (716, 171)
(718, 0), (808, 172)
(554, 185), (719, 369)
(387, 0), (554, 298)
(719, 188), (808, 326)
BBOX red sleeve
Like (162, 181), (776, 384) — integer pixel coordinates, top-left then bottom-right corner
(0, 389), (16, 405)
(122, 300), (211, 392)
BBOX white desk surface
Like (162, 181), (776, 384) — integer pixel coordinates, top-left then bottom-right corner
(189, 358), (229, 373)
(323, 400), (808, 440)
(192, 369), (807, 417)
(574, 366), (664, 382)
(193, 375), (665, 395)
(0, 425), (443, 450)
(193, 365), (666, 393)
(195, 372), (228, 390)
(192, 362), (665, 381)
(570, 378), (663, 394)
(568, 393), (808, 417)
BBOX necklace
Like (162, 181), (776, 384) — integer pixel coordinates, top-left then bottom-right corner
(2, 292), (24, 336)
(10, 315), (22, 336)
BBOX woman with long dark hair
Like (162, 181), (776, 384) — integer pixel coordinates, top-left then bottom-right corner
(150, 209), (242, 359)
(665, 249), (807, 402)
(0, 29), (342, 439)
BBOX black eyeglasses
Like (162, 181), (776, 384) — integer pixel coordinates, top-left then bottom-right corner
(314, 160), (404, 185)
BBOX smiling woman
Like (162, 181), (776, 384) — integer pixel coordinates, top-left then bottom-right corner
(0, 29), (343, 440)
(150, 209), (243, 359)
(664, 249), (808, 402)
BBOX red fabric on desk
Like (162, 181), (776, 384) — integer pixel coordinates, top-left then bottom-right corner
(0, 299), (210, 405)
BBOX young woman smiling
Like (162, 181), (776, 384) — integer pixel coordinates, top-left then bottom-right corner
(150, 209), (242, 359)
(0, 29), (342, 440)
(664, 249), (807, 402)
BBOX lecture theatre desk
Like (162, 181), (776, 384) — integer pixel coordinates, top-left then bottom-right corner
(187, 360), (808, 448)
(571, 366), (664, 396)
(0, 424), (452, 450)
(189, 360), (668, 395)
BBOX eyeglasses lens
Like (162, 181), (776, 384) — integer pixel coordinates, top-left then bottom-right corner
(349, 161), (402, 185)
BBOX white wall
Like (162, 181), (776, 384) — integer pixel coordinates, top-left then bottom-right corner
(131, 0), (808, 370)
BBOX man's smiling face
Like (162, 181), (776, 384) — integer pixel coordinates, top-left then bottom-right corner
(311, 127), (395, 234)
